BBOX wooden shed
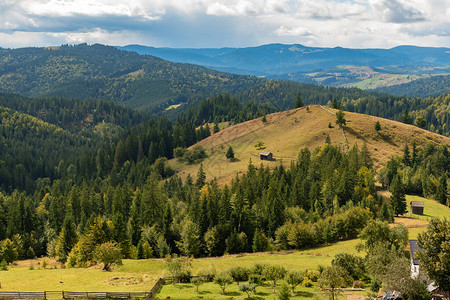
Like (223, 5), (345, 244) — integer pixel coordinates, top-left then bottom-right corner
(260, 151), (273, 161)
(410, 201), (424, 215)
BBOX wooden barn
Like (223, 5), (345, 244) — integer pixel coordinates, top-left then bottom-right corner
(410, 201), (424, 215)
(260, 151), (273, 160)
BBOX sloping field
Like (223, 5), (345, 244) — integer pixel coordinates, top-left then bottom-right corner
(170, 105), (450, 184)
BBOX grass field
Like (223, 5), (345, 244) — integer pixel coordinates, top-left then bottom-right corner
(404, 195), (450, 220)
(157, 281), (328, 300)
(1, 194), (447, 294)
(168, 105), (450, 185)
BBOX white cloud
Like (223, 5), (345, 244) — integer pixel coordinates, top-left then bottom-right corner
(370, 0), (427, 23)
(0, 0), (449, 48)
(274, 26), (313, 37)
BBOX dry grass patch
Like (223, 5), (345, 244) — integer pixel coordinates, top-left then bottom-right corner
(169, 105), (450, 185)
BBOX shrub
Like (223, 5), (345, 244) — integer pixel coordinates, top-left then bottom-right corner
(40, 258), (48, 269)
(191, 277), (205, 292)
(278, 282), (291, 300)
(353, 280), (365, 288)
(286, 271), (304, 293)
(197, 264), (216, 282)
(228, 266), (249, 284)
(239, 283), (256, 298)
(303, 279), (314, 287)
(250, 263), (268, 276)
(214, 272), (233, 294)
(305, 270), (320, 282)
(263, 265), (287, 286)
(0, 260), (8, 271)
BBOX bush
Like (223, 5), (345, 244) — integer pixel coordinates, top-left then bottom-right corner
(239, 283), (256, 298)
(352, 280), (365, 288)
(263, 265), (287, 286)
(278, 282), (291, 300)
(250, 263), (268, 276)
(331, 253), (366, 280)
(305, 270), (320, 282)
(93, 242), (123, 271)
(228, 266), (249, 284)
(303, 279), (314, 287)
(214, 272), (233, 294)
(191, 277), (205, 292)
(0, 260), (8, 271)
(370, 278), (381, 292)
(197, 264), (216, 282)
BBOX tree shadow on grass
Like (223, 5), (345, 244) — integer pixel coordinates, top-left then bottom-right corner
(225, 291), (241, 296)
(198, 291), (212, 295)
(254, 291), (270, 296)
(174, 284), (193, 290)
(295, 291), (315, 298)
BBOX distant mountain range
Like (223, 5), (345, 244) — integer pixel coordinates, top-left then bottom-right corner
(120, 44), (450, 95)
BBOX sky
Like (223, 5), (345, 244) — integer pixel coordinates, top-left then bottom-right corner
(0, 0), (449, 49)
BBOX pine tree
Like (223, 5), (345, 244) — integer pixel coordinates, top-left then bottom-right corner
(374, 121), (381, 132)
(294, 92), (303, 108)
(380, 201), (394, 222)
(196, 163), (206, 188)
(55, 215), (77, 263)
(401, 109), (412, 124)
(226, 146), (235, 160)
(436, 174), (448, 205)
(390, 174), (407, 216)
(335, 110), (346, 127)
(403, 144), (411, 166)
(213, 122), (220, 133)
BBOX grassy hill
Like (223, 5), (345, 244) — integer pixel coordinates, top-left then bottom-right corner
(169, 105), (450, 184)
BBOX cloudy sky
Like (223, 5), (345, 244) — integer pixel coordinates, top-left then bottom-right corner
(0, 0), (449, 49)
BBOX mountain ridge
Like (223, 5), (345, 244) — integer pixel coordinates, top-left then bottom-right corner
(120, 43), (450, 94)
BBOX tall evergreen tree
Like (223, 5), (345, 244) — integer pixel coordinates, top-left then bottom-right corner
(436, 174), (448, 205)
(390, 174), (407, 216)
(196, 163), (206, 188)
(403, 144), (411, 166)
(226, 146), (235, 160)
(55, 215), (77, 263)
(294, 92), (303, 108)
(335, 110), (346, 127)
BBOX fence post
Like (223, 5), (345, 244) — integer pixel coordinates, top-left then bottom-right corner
(44, 291), (46, 300)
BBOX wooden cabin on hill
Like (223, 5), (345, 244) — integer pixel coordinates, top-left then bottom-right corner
(410, 201), (424, 215)
(260, 151), (273, 160)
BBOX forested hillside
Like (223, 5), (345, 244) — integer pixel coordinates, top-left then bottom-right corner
(0, 93), (146, 194)
(0, 93), (145, 134)
(375, 75), (450, 98)
(0, 44), (265, 112)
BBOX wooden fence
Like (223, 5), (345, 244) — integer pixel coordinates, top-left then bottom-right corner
(0, 278), (165, 299)
(0, 290), (152, 299)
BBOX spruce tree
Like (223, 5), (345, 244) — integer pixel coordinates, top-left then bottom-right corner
(294, 92), (303, 108)
(335, 109), (346, 127)
(196, 163), (206, 188)
(390, 174), (407, 216)
(401, 109), (412, 124)
(213, 122), (220, 133)
(226, 146), (235, 160)
(403, 144), (411, 166)
(436, 174), (448, 205)
(374, 121), (381, 132)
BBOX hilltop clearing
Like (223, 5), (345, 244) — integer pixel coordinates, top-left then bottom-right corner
(170, 105), (450, 184)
